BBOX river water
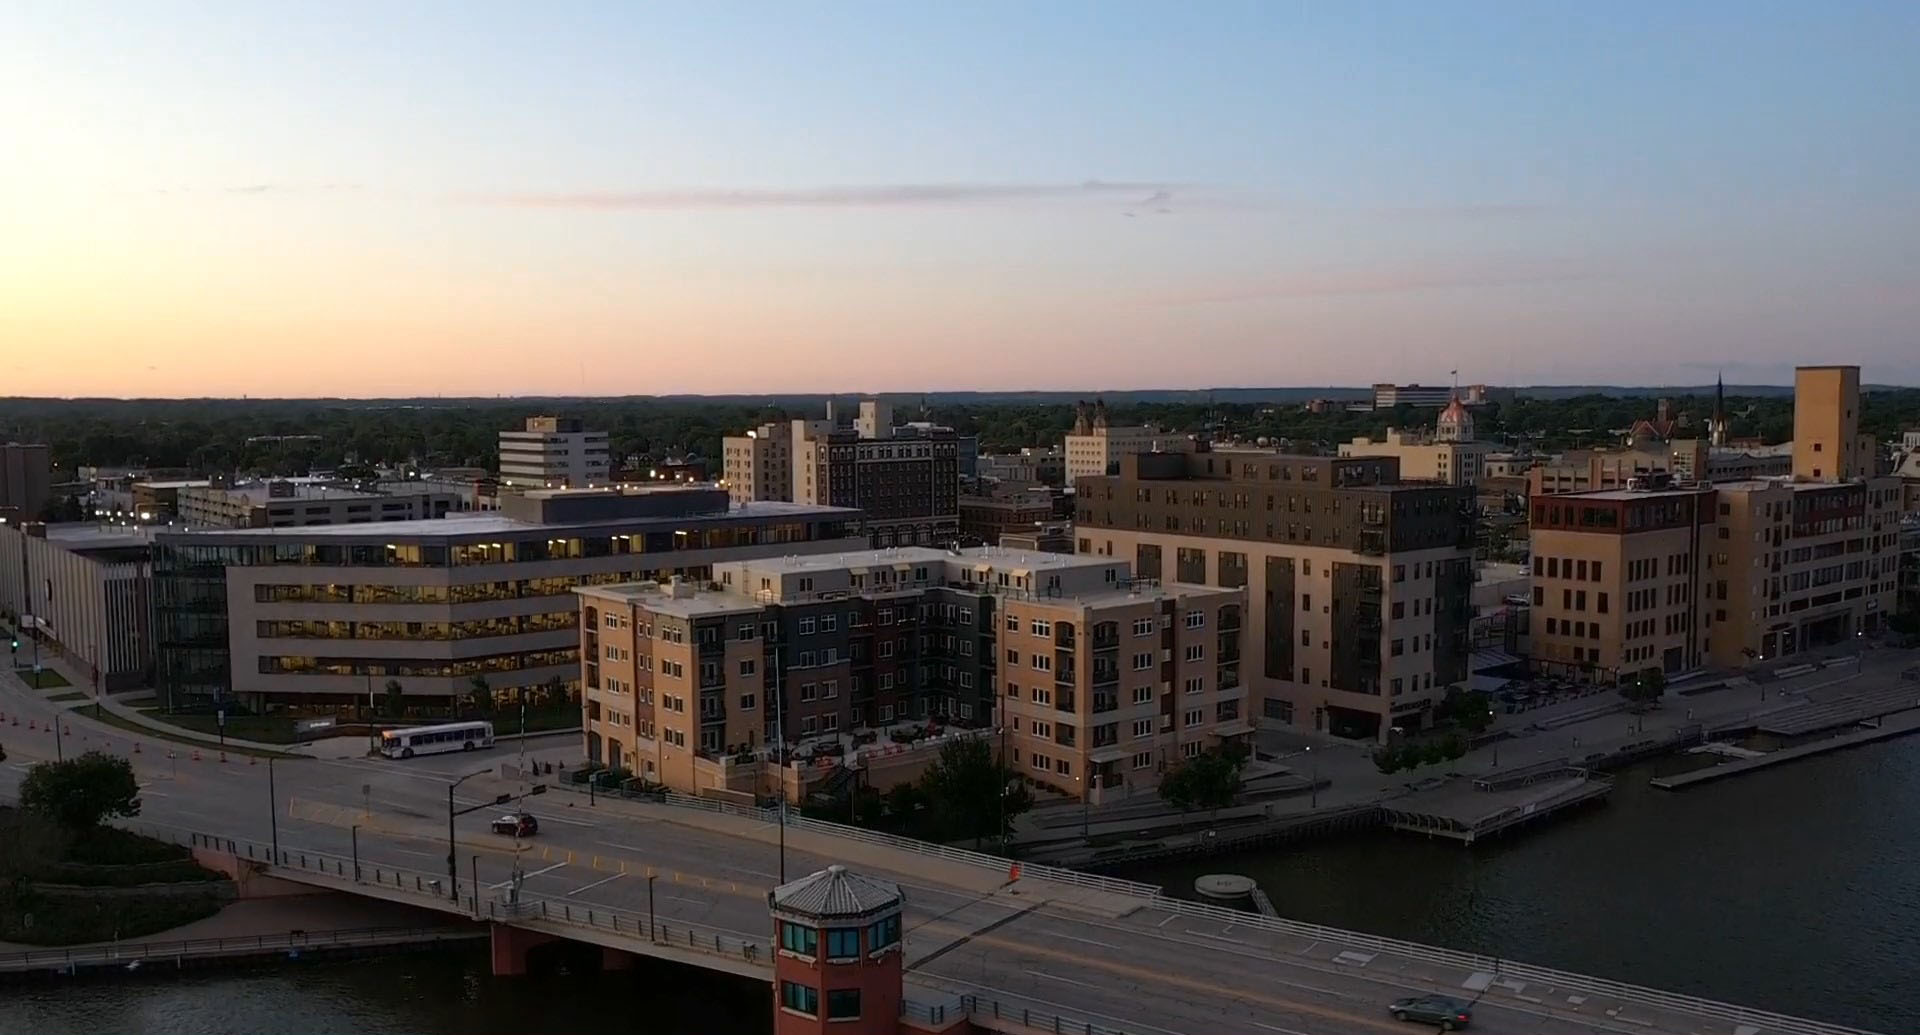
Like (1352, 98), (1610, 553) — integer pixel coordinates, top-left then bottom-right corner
(4, 741), (1914, 1033)
(1121, 739), (1920, 1032)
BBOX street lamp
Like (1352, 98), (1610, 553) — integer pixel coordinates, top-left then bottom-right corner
(267, 756), (281, 863)
(1305, 745), (1317, 809)
(446, 767), (499, 903)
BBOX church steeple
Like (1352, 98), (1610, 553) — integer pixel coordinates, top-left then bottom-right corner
(1709, 372), (1729, 447)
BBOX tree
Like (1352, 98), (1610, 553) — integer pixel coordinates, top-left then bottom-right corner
(382, 678), (405, 718)
(918, 737), (1029, 847)
(20, 752), (141, 830)
(1621, 667), (1666, 710)
(467, 675), (494, 716)
(540, 675), (568, 707)
(1371, 746), (1403, 774)
(1158, 749), (1246, 816)
(1434, 686), (1495, 734)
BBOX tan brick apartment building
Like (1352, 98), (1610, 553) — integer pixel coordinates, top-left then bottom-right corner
(1074, 450), (1474, 742)
(575, 547), (1246, 802)
(1529, 366), (1903, 680)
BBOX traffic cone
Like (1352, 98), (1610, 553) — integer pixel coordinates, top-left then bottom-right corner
(1008, 862), (1021, 883)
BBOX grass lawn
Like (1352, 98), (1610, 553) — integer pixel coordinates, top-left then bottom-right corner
(85, 707), (291, 758)
(46, 690), (88, 702)
(138, 708), (303, 744)
(13, 667), (71, 689)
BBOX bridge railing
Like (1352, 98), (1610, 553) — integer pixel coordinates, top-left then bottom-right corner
(182, 830), (774, 973)
(647, 789), (1163, 899)
(1150, 897), (1880, 1035)
(0, 927), (477, 973)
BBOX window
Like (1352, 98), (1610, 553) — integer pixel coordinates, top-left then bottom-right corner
(820, 614), (837, 632)
(880, 641), (895, 659)
(1006, 648), (1019, 664)
(1184, 610), (1205, 629)
(1132, 652), (1154, 670)
(800, 683), (818, 703)
(957, 607), (973, 624)
(780, 981), (818, 1016)
(1184, 676), (1204, 695)
(1132, 718), (1153, 738)
(1183, 708), (1204, 726)
(826, 989), (861, 1020)
(1132, 751), (1154, 770)
(1030, 619), (1051, 636)
(1391, 639), (1405, 656)
(739, 694), (756, 710)
(1184, 644), (1203, 662)
(1005, 613), (1018, 631)
(739, 658), (756, 676)
(1033, 654), (1052, 672)
(825, 928), (860, 960)
(799, 617), (815, 635)
(1132, 685), (1152, 704)
(780, 922), (818, 956)
(868, 914), (901, 952)
(1132, 617), (1155, 636)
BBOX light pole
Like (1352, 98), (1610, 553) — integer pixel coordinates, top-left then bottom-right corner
(1306, 745), (1317, 809)
(771, 638), (787, 883)
(446, 767), (494, 903)
(267, 756), (280, 863)
(351, 823), (361, 882)
(647, 873), (658, 940)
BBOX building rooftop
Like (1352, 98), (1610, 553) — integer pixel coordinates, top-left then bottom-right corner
(770, 865), (900, 919)
(743, 545), (1113, 575)
(575, 579), (765, 619)
(156, 499), (857, 542)
(1549, 486), (1714, 501)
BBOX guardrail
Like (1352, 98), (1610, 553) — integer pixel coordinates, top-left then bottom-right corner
(904, 992), (1132, 1035)
(1150, 896), (1880, 1035)
(0, 926), (479, 973)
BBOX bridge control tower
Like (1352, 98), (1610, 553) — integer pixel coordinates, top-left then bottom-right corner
(768, 865), (905, 1034)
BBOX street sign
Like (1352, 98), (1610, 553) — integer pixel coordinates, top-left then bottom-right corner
(217, 709), (226, 727)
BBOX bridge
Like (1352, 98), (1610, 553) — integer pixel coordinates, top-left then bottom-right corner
(0, 685), (1885, 1035)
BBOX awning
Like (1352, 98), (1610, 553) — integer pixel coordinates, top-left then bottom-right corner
(1089, 746), (1129, 764)
(1211, 722), (1256, 737)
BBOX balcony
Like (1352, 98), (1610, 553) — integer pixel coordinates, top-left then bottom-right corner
(1357, 530), (1388, 556)
(1092, 692), (1119, 714)
(1091, 627), (1121, 650)
(1054, 623), (1077, 649)
(1054, 690), (1077, 713)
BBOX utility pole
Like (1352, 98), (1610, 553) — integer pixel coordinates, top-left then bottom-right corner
(772, 636), (787, 883)
(267, 756), (280, 863)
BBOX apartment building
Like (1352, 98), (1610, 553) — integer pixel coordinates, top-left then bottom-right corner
(958, 488), (1056, 545)
(498, 416), (611, 490)
(1075, 450), (1474, 742)
(575, 547), (1245, 802)
(1063, 399), (1191, 483)
(1339, 404), (1490, 487)
(0, 442), (53, 524)
(177, 480), (460, 529)
(1526, 485), (1715, 680)
(152, 486), (857, 712)
(1528, 365), (1902, 676)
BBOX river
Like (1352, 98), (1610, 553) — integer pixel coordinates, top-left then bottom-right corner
(1120, 738), (1920, 1032)
(4, 741), (1914, 1033)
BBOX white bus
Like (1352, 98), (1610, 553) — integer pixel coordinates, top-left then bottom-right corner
(380, 720), (495, 759)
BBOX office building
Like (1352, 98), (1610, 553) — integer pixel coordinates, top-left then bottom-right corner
(0, 443), (53, 525)
(177, 480), (461, 529)
(151, 487), (857, 713)
(1373, 383), (1488, 409)
(498, 416), (611, 490)
(0, 521), (154, 690)
(977, 447), (1066, 488)
(577, 546), (1245, 802)
(1063, 399), (1191, 482)
(1075, 450), (1474, 742)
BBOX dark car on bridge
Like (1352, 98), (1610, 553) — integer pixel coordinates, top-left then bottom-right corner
(1389, 994), (1472, 1029)
(490, 812), (538, 837)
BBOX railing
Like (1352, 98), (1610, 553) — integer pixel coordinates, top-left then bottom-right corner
(905, 992), (1133, 1035)
(0, 926), (479, 973)
(180, 831), (772, 972)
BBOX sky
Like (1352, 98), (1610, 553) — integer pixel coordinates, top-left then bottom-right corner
(3, 1), (1918, 397)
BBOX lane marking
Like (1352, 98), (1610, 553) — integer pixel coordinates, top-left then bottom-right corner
(1252, 1023), (1315, 1035)
(488, 860), (567, 889)
(1032, 971), (1100, 990)
(566, 871), (626, 896)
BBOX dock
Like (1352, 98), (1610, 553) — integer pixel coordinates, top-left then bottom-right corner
(1381, 762), (1613, 843)
(1650, 709), (1920, 790)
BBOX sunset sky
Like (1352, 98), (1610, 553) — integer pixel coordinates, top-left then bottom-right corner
(4, 2), (1917, 397)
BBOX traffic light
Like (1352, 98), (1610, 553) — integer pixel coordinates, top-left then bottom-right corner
(492, 793), (512, 805)
(529, 784), (547, 796)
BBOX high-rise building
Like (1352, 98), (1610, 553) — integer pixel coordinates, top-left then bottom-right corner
(498, 416), (610, 490)
(152, 487), (857, 712)
(576, 546), (1246, 801)
(721, 422), (796, 505)
(1063, 399), (1191, 482)
(0, 442), (53, 524)
(1074, 450), (1474, 742)
(1372, 383), (1489, 409)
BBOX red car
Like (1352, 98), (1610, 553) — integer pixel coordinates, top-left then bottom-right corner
(490, 812), (538, 837)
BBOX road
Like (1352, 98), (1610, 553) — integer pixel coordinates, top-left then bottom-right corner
(0, 674), (1876, 1035)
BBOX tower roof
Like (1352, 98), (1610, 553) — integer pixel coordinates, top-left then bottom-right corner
(770, 865), (901, 920)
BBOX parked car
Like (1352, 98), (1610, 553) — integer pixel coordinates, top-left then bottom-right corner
(1389, 994), (1472, 1029)
(490, 812), (538, 837)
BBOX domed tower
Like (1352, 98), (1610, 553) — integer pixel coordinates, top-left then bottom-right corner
(1091, 397), (1110, 430)
(1435, 392), (1474, 443)
(768, 865), (904, 1035)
